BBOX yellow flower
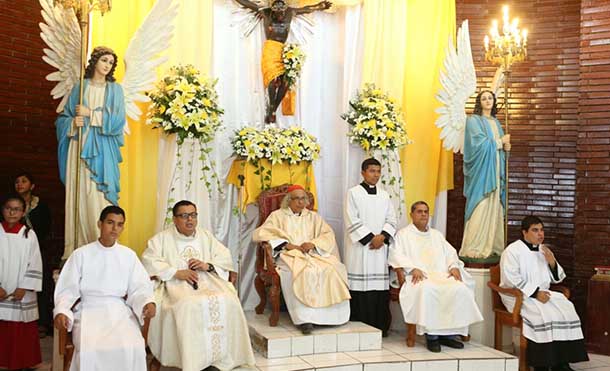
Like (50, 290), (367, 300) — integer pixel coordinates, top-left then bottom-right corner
(159, 105), (166, 114)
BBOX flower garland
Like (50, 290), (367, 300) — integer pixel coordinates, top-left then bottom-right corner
(282, 43), (305, 89)
(146, 64), (224, 225)
(342, 83), (411, 215)
(231, 125), (320, 190)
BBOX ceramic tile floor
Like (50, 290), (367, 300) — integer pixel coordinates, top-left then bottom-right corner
(36, 329), (610, 371)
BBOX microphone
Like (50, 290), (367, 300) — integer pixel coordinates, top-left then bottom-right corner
(189, 267), (198, 290)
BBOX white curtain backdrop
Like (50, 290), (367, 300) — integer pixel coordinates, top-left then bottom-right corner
(155, 0), (447, 310)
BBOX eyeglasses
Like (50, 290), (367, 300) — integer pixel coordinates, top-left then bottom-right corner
(3, 206), (24, 213)
(175, 212), (198, 219)
(292, 196), (308, 202)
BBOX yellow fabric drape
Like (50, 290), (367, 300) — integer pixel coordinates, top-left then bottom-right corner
(91, 0), (213, 254)
(362, 0), (455, 216)
(227, 159), (318, 210)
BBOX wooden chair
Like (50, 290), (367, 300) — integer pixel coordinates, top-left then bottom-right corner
(487, 264), (570, 371)
(390, 267), (471, 347)
(254, 184), (314, 326)
(58, 302), (152, 371)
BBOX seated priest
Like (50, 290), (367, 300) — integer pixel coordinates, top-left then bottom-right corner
(53, 206), (156, 371)
(500, 216), (588, 371)
(141, 200), (255, 371)
(253, 184), (351, 334)
(389, 201), (483, 352)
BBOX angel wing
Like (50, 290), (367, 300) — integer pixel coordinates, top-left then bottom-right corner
(121, 0), (179, 133)
(434, 20), (477, 154)
(39, 0), (81, 113)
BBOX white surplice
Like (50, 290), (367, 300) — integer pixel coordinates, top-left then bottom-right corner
(53, 240), (154, 371)
(344, 183), (397, 291)
(389, 224), (483, 336)
(0, 226), (42, 322)
(500, 240), (584, 343)
(253, 208), (351, 326)
(142, 226), (255, 371)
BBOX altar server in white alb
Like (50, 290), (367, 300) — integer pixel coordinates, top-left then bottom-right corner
(344, 158), (396, 336)
(389, 201), (483, 352)
(53, 206), (156, 371)
(0, 194), (43, 370)
(501, 216), (588, 371)
(142, 200), (255, 371)
(253, 184), (351, 335)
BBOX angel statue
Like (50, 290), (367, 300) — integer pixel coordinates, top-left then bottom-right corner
(435, 20), (511, 260)
(233, 0), (332, 123)
(40, 0), (178, 258)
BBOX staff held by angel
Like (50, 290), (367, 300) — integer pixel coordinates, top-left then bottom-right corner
(233, 0), (332, 123)
(40, 0), (177, 258)
(435, 20), (511, 260)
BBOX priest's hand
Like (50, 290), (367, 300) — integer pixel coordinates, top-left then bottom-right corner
(11, 288), (26, 301)
(540, 245), (557, 269)
(447, 267), (462, 282)
(175, 269), (199, 285)
(285, 243), (300, 251)
(188, 258), (209, 272)
(0, 287), (7, 300)
(501, 134), (511, 152)
(54, 314), (70, 331)
(535, 290), (551, 303)
(370, 234), (385, 249)
(411, 268), (426, 284)
(300, 242), (315, 253)
(142, 302), (156, 319)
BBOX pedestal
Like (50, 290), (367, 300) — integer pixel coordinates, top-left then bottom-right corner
(465, 267), (511, 351)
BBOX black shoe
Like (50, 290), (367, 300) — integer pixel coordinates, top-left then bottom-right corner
(439, 337), (464, 349)
(202, 366), (220, 371)
(299, 323), (314, 335)
(426, 338), (441, 353)
(552, 364), (575, 371)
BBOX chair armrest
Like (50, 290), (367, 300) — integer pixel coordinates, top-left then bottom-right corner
(58, 326), (68, 355)
(487, 282), (523, 324)
(394, 267), (406, 287)
(142, 315), (151, 343)
(550, 284), (570, 299)
(262, 242), (277, 273)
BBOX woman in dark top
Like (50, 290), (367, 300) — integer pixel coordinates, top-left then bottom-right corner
(14, 172), (53, 335)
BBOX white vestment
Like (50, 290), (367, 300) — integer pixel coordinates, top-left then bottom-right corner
(53, 241), (154, 371)
(344, 184), (397, 291)
(389, 224), (483, 335)
(64, 85), (111, 258)
(500, 240), (584, 343)
(0, 226), (42, 322)
(142, 226), (255, 371)
(253, 208), (351, 326)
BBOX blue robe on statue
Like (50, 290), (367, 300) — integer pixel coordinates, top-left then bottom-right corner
(56, 80), (125, 206)
(460, 114), (506, 258)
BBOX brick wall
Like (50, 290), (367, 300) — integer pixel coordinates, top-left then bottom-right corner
(450, 0), (610, 316)
(574, 0), (610, 310)
(0, 0), (65, 259)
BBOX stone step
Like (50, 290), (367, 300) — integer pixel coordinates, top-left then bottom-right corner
(246, 311), (382, 358)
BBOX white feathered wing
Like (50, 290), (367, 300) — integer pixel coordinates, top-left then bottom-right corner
(434, 20), (477, 154)
(122, 0), (179, 133)
(39, 0), (81, 113)
(39, 0), (179, 133)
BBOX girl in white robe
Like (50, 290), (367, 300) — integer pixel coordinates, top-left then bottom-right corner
(0, 194), (43, 370)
